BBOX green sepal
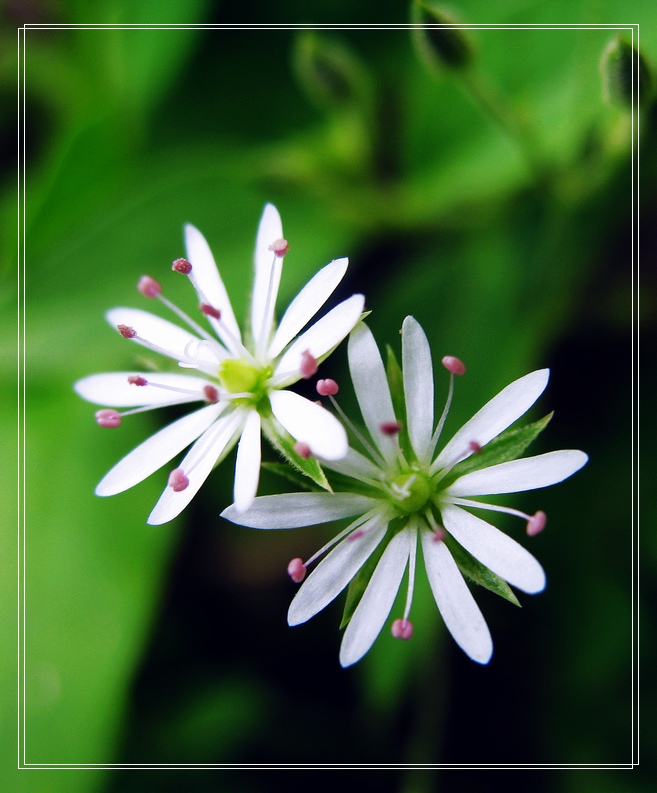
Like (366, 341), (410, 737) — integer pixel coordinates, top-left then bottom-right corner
(262, 418), (332, 492)
(385, 345), (406, 422)
(441, 412), (553, 488)
(339, 528), (391, 629)
(442, 533), (521, 607)
(260, 462), (321, 492)
(386, 344), (414, 460)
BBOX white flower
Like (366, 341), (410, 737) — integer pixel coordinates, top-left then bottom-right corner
(222, 317), (588, 666)
(75, 204), (364, 524)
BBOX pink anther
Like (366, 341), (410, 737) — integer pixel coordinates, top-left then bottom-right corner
(294, 441), (312, 459)
(172, 258), (192, 274)
(203, 385), (219, 403)
(380, 421), (402, 436)
(300, 350), (318, 379)
(95, 409), (121, 428)
(168, 468), (189, 492)
(316, 378), (339, 396)
(287, 557), (307, 583)
(432, 526), (446, 543)
(469, 440), (482, 453)
(128, 375), (148, 386)
(442, 355), (466, 375)
(137, 275), (162, 298)
(268, 238), (290, 257)
(117, 324), (136, 338)
(526, 510), (547, 536)
(200, 303), (221, 320)
(391, 619), (414, 640)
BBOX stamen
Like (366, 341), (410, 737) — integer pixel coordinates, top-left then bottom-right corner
(526, 510), (547, 536)
(200, 303), (221, 320)
(448, 496), (545, 532)
(287, 557), (306, 583)
(391, 619), (414, 640)
(429, 369), (456, 455)
(117, 324), (137, 339)
(128, 375), (148, 386)
(380, 421), (402, 436)
(425, 510), (446, 542)
(203, 385), (219, 403)
(316, 378), (339, 396)
(172, 258), (192, 274)
(268, 238), (290, 257)
(300, 350), (318, 379)
(168, 468), (189, 492)
(294, 441), (312, 459)
(328, 395), (387, 469)
(442, 355), (466, 376)
(138, 275), (162, 298)
(469, 440), (482, 453)
(95, 409), (121, 428)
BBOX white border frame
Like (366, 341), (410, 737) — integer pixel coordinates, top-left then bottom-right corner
(16, 20), (640, 772)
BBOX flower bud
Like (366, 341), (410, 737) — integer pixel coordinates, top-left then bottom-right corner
(293, 31), (371, 109)
(411, 2), (475, 73)
(600, 36), (653, 107)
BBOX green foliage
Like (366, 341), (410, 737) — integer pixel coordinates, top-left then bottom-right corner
(442, 533), (521, 606)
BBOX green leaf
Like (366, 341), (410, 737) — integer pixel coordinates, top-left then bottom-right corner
(441, 412), (553, 487)
(442, 534), (520, 607)
(262, 419), (332, 493)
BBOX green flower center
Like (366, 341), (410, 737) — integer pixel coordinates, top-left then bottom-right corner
(389, 470), (432, 514)
(219, 359), (273, 407)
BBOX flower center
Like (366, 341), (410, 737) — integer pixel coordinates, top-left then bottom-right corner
(219, 359), (272, 406)
(389, 470), (432, 514)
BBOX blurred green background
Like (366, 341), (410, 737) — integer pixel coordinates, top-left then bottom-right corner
(2, 0), (654, 790)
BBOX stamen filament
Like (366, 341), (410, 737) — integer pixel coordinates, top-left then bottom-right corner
(256, 252), (279, 360)
(403, 526), (417, 621)
(447, 496), (532, 521)
(303, 508), (387, 569)
(328, 395), (387, 469)
(429, 371), (455, 454)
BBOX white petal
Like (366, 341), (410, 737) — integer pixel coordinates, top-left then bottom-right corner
(233, 410), (261, 512)
(339, 528), (411, 667)
(274, 294), (365, 387)
(268, 258), (349, 359)
(269, 390), (348, 460)
(347, 321), (399, 465)
(322, 447), (382, 481)
(147, 408), (246, 525)
(184, 224), (241, 353)
(288, 516), (388, 625)
(402, 316), (434, 462)
(441, 504), (545, 593)
(447, 450), (589, 496)
(432, 369), (550, 472)
(96, 403), (225, 496)
(74, 372), (212, 407)
(106, 307), (219, 370)
(421, 531), (493, 664)
(251, 204), (284, 358)
(221, 492), (379, 529)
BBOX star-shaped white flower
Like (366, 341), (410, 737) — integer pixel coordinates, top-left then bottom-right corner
(75, 204), (364, 524)
(222, 317), (588, 666)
